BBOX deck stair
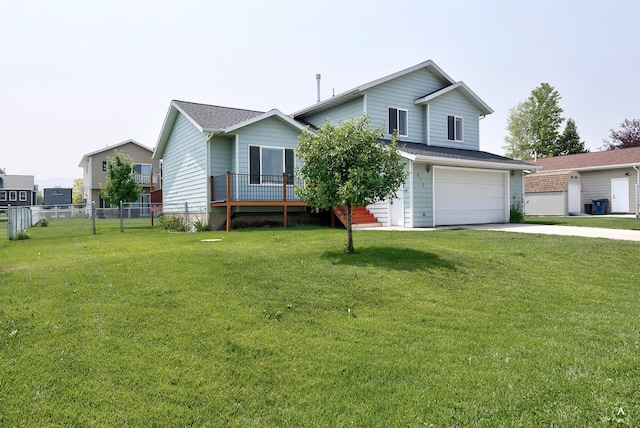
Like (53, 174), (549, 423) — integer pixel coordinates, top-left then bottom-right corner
(332, 206), (381, 229)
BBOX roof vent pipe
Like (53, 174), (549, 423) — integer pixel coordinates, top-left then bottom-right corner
(316, 74), (321, 103)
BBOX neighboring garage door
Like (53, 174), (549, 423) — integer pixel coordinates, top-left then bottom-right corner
(434, 167), (508, 226)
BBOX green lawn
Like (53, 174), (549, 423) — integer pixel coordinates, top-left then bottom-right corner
(1, 221), (639, 426)
(526, 215), (640, 230)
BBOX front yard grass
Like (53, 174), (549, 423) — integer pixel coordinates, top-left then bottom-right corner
(1, 223), (639, 426)
(527, 215), (640, 230)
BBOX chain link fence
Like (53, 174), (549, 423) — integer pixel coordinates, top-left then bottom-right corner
(4, 201), (212, 239)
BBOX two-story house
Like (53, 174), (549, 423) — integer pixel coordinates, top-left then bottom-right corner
(0, 174), (37, 208)
(153, 60), (533, 230)
(79, 139), (161, 214)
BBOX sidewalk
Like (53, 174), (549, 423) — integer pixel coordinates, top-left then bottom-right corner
(358, 222), (640, 242)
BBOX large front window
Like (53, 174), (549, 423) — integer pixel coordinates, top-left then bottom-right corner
(133, 163), (152, 185)
(250, 146), (294, 184)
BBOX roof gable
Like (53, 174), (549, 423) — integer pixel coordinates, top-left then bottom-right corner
(79, 139), (152, 167)
(414, 81), (493, 115)
(173, 100), (264, 131)
(292, 59), (458, 118)
(532, 147), (640, 171)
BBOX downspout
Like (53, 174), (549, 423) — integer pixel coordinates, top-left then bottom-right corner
(634, 165), (640, 219)
(206, 132), (215, 219)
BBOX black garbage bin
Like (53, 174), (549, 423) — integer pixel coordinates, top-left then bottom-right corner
(584, 203), (593, 214)
(592, 199), (608, 215)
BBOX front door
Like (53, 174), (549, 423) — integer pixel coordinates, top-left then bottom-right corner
(611, 178), (629, 213)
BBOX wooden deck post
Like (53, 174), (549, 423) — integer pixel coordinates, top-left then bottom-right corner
(282, 173), (287, 228)
(226, 171), (231, 232)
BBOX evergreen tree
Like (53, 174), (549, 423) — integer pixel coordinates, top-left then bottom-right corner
(554, 118), (588, 156)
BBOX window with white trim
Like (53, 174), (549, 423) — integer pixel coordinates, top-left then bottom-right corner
(388, 107), (408, 137)
(447, 115), (463, 141)
(249, 146), (295, 184)
(9, 191), (17, 201)
(19, 191), (27, 202)
(0, 191), (6, 201)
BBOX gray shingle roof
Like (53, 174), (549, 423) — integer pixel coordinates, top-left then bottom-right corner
(173, 100), (264, 130)
(397, 142), (536, 167)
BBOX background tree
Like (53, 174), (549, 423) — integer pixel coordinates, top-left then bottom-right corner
(554, 118), (588, 156)
(601, 119), (640, 150)
(72, 178), (83, 205)
(503, 82), (564, 159)
(100, 151), (142, 208)
(295, 115), (407, 254)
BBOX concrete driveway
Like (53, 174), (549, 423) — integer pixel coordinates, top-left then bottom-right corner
(359, 223), (640, 242)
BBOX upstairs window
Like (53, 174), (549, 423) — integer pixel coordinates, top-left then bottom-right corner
(249, 146), (295, 184)
(102, 160), (108, 171)
(0, 191), (6, 201)
(447, 115), (463, 141)
(9, 191), (17, 201)
(19, 191), (27, 202)
(388, 108), (408, 137)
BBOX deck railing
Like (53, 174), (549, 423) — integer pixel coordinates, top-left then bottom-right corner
(211, 172), (303, 202)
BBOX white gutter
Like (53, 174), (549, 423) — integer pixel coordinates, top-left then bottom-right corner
(399, 151), (540, 171)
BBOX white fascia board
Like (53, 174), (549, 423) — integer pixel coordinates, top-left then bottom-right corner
(223, 109), (306, 133)
(565, 163), (640, 172)
(415, 82), (494, 115)
(399, 150), (538, 171)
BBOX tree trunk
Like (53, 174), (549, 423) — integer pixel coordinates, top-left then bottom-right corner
(345, 203), (354, 253)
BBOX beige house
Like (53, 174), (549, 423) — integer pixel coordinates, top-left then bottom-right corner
(527, 147), (640, 216)
(78, 139), (160, 212)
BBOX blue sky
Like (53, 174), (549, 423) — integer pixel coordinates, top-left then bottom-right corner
(1, 0), (638, 187)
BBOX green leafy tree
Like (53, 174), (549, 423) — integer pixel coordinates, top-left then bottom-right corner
(72, 178), (83, 205)
(554, 118), (588, 156)
(295, 115), (407, 254)
(503, 82), (564, 159)
(601, 119), (640, 150)
(100, 151), (142, 209)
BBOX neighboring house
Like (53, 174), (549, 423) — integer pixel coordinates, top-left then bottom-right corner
(0, 174), (37, 208)
(153, 60), (534, 230)
(78, 139), (161, 214)
(528, 147), (640, 216)
(524, 170), (582, 216)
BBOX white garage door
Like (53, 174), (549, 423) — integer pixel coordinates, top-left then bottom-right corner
(434, 167), (508, 226)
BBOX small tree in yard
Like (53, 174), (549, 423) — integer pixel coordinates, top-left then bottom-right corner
(601, 119), (640, 150)
(100, 151), (142, 209)
(295, 115), (407, 254)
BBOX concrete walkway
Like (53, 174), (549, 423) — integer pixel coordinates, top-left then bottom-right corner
(358, 222), (640, 242)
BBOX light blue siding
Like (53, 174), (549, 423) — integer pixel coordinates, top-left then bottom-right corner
(162, 113), (209, 210)
(304, 98), (364, 126)
(210, 136), (233, 176)
(235, 117), (301, 175)
(364, 68), (446, 143)
(509, 171), (524, 205)
(411, 163), (433, 227)
(428, 90), (481, 150)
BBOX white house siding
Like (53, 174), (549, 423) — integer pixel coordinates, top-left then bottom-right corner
(411, 163), (434, 227)
(579, 168), (636, 213)
(162, 113), (209, 211)
(367, 200), (389, 225)
(365, 68), (446, 143)
(525, 192), (566, 216)
(235, 117), (301, 175)
(303, 98), (364, 127)
(427, 90), (481, 151)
